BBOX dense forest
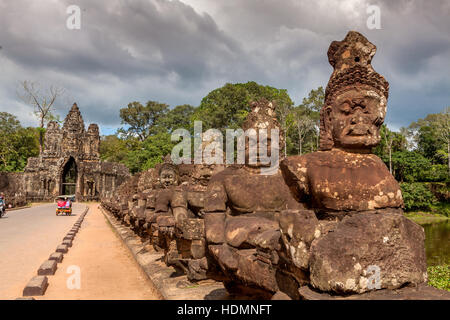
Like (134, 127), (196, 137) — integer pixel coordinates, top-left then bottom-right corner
(1, 81), (449, 213)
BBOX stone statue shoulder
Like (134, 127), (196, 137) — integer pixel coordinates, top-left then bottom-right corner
(281, 150), (403, 212)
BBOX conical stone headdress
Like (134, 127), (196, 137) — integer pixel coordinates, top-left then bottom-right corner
(159, 154), (179, 175)
(242, 98), (285, 159)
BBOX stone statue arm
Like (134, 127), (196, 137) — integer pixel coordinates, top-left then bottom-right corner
(171, 188), (189, 224)
(280, 156), (310, 203)
(203, 179), (228, 244)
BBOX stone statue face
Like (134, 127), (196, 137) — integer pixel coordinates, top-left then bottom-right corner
(159, 169), (177, 188)
(244, 130), (279, 167)
(327, 87), (385, 150)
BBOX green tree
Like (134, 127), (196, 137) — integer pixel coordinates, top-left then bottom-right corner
(373, 125), (408, 174)
(99, 135), (129, 163)
(0, 112), (39, 172)
(291, 105), (315, 155)
(400, 182), (437, 211)
(118, 101), (169, 141)
(125, 132), (175, 174)
(159, 104), (195, 132)
(409, 110), (448, 166)
(435, 107), (450, 176)
(391, 151), (431, 182)
(193, 81), (293, 130)
(298, 87), (324, 151)
(192, 81), (294, 156)
(290, 87), (323, 154)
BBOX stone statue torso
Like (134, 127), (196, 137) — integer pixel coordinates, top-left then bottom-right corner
(281, 149), (403, 212)
(205, 166), (303, 215)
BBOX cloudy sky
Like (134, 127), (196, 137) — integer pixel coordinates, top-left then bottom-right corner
(0, 0), (449, 135)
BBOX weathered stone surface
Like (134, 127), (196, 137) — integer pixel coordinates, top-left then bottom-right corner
(0, 172), (27, 208)
(278, 209), (319, 270)
(38, 260), (57, 275)
(62, 239), (73, 247)
(56, 244), (68, 253)
(63, 235), (74, 241)
(271, 291), (292, 300)
(204, 213), (226, 244)
(23, 276), (48, 296)
(224, 216), (279, 249)
(309, 211), (427, 294)
(156, 215), (175, 228)
(176, 219), (205, 240)
(281, 151), (403, 214)
(49, 252), (64, 263)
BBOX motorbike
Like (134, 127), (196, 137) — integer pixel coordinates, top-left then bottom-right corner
(0, 198), (5, 218)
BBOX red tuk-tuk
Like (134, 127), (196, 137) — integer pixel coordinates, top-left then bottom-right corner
(56, 196), (72, 216)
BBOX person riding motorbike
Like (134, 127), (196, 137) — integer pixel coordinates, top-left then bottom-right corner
(0, 193), (6, 217)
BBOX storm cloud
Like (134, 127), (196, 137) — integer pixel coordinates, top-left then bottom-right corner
(0, 0), (449, 133)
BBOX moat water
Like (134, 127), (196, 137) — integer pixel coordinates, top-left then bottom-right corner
(424, 220), (450, 266)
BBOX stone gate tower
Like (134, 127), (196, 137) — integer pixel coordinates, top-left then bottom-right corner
(23, 103), (130, 201)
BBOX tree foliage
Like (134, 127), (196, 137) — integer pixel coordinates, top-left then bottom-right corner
(192, 81), (293, 131)
(118, 101), (170, 141)
(400, 182), (437, 211)
(0, 112), (40, 172)
(288, 87), (323, 155)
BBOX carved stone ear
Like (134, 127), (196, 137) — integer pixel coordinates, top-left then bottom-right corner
(319, 105), (334, 151)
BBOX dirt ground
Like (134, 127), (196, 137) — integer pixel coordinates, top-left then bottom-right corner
(37, 204), (161, 300)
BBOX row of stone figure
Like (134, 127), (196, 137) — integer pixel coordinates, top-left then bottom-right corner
(101, 31), (431, 299)
(100, 149), (428, 300)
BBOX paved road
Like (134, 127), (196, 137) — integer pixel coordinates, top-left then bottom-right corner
(0, 203), (85, 299)
(39, 204), (160, 300)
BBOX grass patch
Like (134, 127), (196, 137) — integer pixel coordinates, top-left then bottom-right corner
(404, 211), (449, 225)
(427, 265), (450, 291)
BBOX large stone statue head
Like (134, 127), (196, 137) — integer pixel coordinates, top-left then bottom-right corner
(158, 154), (179, 188)
(319, 31), (389, 152)
(241, 99), (284, 168)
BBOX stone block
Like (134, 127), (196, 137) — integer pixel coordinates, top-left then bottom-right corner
(63, 235), (74, 241)
(23, 276), (48, 296)
(38, 260), (57, 275)
(56, 244), (68, 253)
(309, 211), (427, 294)
(49, 252), (64, 263)
(62, 239), (73, 247)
